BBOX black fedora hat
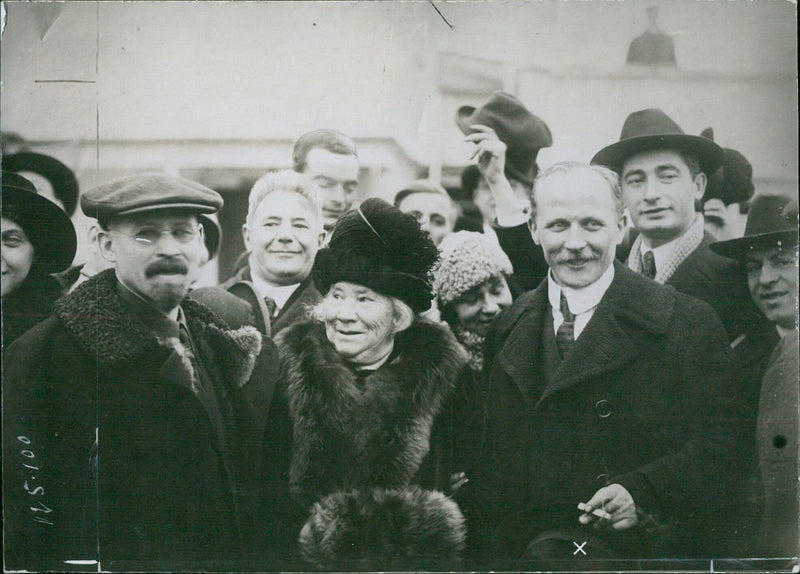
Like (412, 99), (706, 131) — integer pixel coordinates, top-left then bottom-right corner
(710, 192), (798, 260)
(700, 127), (755, 206)
(2, 152), (80, 216)
(456, 91), (552, 186)
(2, 171), (78, 274)
(592, 108), (724, 175)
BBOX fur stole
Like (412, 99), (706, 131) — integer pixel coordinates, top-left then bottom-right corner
(299, 485), (466, 570)
(54, 269), (262, 388)
(276, 320), (468, 506)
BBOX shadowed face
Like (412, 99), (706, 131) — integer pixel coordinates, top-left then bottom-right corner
(451, 274), (512, 336)
(1, 217), (35, 297)
(533, 169), (625, 289)
(397, 192), (456, 246)
(746, 244), (798, 331)
(303, 148), (359, 231)
(99, 211), (205, 314)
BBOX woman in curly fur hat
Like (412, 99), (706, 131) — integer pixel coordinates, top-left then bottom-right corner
(274, 197), (469, 570)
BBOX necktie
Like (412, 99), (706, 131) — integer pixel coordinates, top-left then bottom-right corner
(264, 296), (278, 319)
(641, 250), (657, 280)
(556, 292), (575, 359)
(178, 323), (194, 355)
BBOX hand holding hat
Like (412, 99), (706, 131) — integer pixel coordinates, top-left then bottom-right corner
(456, 92), (552, 186)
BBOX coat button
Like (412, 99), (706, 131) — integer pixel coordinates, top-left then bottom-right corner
(773, 435), (787, 449)
(595, 400), (612, 418)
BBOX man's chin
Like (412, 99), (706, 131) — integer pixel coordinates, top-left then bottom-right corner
(148, 281), (190, 313)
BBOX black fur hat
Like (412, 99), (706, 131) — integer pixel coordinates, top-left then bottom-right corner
(298, 486), (466, 571)
(313, 198), (438, 313)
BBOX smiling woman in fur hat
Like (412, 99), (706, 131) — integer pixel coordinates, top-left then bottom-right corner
(274, 197), (468, 570)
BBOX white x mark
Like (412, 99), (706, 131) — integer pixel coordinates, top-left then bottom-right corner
(573, 541), (587, 555)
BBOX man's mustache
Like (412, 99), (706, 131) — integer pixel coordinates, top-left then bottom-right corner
(145, 259), (189, 277)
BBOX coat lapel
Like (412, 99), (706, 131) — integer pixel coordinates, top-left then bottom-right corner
(497, 287), (548, 408)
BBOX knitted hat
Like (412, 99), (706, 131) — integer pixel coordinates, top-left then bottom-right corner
(431, 231), (513, 306)
(312, 197), (438, 313)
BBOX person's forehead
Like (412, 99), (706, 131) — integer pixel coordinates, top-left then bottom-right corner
(399, 191), (451, 213)
(1, 216), (26, 232)
(622, 149), (689, 173)
(305, 148), (359, 177)
(745, 243), (793, 262)
(537, 169), (612, 204)
(255, 190), (314, 216)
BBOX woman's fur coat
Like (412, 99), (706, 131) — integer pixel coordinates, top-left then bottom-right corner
(276, 320), (468, 569)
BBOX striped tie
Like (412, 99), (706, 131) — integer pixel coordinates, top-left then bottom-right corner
(556, 292), (575, 359)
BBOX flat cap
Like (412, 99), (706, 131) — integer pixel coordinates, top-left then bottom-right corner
(81, 173), (223, 223)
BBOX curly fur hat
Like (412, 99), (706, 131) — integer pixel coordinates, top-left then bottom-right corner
(298, 486), (466, 571)
(312, 198), (439, 313)
(432, 231), (513, 306)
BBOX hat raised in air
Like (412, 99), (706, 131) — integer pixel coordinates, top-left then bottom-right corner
(456, 92), (552, 186)
(592, 108), (724, 175)
(710, 192), (798, 260)
(80, 173), (223, 224)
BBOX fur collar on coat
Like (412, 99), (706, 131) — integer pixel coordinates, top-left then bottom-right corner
(277, 320), (468, 506)
(54, 269), (262, 389)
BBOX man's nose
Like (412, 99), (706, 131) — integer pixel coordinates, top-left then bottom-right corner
(758, 261), (780, 285)
(642, 178), (661, 201)
(563, 224), (587, 250)
(325, 184), (346, 205)
(154, 231), (184, 255)
(481, 293), (501, 315)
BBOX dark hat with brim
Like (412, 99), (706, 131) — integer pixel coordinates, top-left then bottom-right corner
(312, 198), (438, 313)
(698, 128), (755, 206)
(710, 192), (798, 260)
(197, 213), (222, 260)
(2, 171), (78, 274)
(456, 92), (552, 186)
(592, 108), (724, 175)
(3, 152), (80, 216)
(81, 173), (223, 225)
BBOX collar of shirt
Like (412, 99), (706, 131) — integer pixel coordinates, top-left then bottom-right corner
(250, 272), (301, 311)
(115, 279), (181, 339)
(639, 216), (699, 274)
(547, 264), (615, 340)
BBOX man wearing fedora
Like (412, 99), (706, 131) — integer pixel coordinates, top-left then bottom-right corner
(3, 174), (284, 570)
(457, 91), (552, 291)
(711, 192), (799, 560)
(474, 162), (743, 564)
(592, 109), (776, 408)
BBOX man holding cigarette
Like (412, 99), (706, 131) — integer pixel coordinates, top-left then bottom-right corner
(475, 162), (744, 565)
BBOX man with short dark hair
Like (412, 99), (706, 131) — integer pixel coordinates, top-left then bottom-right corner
(592, 109), (776, 408)
(394, 179), (458, 246)
(292, 129), (359, 232)
(475, 161), (743, 564)
(3, 173), (281, 571)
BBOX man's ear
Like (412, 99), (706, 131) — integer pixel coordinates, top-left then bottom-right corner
(693, 172), (707, 202)
(242, 224), (251, 253)
(317, 231), (326, 248)
(527, 218), (541, 245)
(97, 229), (117, 263)
(615, 212), (628, 246)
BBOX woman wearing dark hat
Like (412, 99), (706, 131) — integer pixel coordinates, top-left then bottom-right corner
(2, 172), (77, 350)
(275, 198), (468, 570)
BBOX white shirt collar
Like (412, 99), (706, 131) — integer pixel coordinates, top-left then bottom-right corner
(548, 264), (616, 316)
(250, 272), (301, 311)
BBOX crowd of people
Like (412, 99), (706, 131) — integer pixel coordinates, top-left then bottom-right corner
(2, 92), (797, 572)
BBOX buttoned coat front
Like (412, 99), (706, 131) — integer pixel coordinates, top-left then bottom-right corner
(475, 262), (746, 561)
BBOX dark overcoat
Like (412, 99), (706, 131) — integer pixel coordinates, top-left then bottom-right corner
(276, 320), (469, 568)
(2, 270), (281, 571)
(475, 262), (746, 561)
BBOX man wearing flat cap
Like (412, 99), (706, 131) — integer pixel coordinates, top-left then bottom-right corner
(3, 173), (284, 570)
(711, 192), (799, 560)
(457, 91), (552, 291)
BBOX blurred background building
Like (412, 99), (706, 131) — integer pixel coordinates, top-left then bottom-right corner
(2, 0), (796, 284)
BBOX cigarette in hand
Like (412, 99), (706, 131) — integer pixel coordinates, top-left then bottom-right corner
(578, 502), (612, 521)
